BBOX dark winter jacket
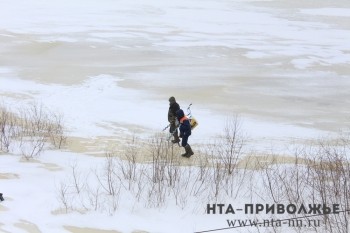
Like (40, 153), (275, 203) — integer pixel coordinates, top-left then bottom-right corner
(176, 109), (191, 138)
(168, 102), (180, 123)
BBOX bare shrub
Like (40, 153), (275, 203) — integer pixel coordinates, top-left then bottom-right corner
(144, 134), (174, 208)
(17, 104), (49, 159)
(96, 152), (119, 196)
(303, 139), (350, 233)
(189, 155), (210, 197)
(0, 102), (67, 158)
(257, 137), (350, 233)
(57, 181), (72, 213)
(57, 120), (252, 214)
(119, 135), (140, 190)
(224, 154), (252, 199)
(47, 112), (67, 149)
(204, 117), (248, 201)
(86, 186), (101, 211)
(148, 134), (169, 184)
(217, 117), (245, 175)
(0, 105), (17, 152)
(133, 166), (147, 202)
(210, 156), (225, 200)
(260, 156), (290, 203)
(70, 161), (84, 194)
(57, 155), (122, 214)
(171, 166), (192, 209)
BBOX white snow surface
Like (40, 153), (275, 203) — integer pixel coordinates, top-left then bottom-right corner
(1, 0), (350, 232)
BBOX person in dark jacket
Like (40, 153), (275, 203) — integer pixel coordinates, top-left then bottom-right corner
(168, 96), (180, 143)
(176, 109), (194, 158)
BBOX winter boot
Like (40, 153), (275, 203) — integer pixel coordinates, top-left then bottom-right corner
(0, 193), (4, 202)
(171, 133), (180, 144)
(181, 145), (194, 158)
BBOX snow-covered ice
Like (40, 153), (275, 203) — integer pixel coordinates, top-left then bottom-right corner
(1, 0), (350, 232)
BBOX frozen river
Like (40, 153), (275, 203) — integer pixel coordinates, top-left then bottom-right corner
(1, 0), (350, 232)
(1, 0), (350, 151)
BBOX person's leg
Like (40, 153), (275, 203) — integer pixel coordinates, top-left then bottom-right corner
(180, 135), (194, 158)
(181, 136), (188, 147)
(170, 123), (180, 143)
(184, 144), (194, 158)
(181, 136), (194, 158)
(181, 136), (190, 157)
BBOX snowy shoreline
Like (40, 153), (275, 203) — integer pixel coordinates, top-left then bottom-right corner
(1, 0), (350, 232)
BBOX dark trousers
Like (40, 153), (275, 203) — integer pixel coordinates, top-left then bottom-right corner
(181, 135), (189, 147)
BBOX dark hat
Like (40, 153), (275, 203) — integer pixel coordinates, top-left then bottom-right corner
(176, 109), (185, 119)
(169, 96), (176, 104)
